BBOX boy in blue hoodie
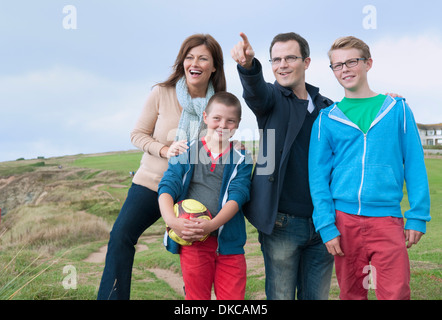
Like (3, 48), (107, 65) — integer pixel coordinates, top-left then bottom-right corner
(309, 36), (431, 300)
(158, 92), (253, 300)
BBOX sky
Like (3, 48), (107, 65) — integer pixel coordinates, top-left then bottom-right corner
(1, 0), (441, 162)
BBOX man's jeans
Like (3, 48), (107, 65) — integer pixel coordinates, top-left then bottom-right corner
(259, 212), (334, 300)
(97, 183), (161, 300)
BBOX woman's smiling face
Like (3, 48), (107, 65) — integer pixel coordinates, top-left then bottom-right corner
(183, 44), (216, 96)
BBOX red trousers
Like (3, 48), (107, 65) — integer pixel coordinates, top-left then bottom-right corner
(179, 236), (247, 300)
(335, 210), (411, 300)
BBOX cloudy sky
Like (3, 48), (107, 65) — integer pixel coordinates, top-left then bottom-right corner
(1, 0), (441, 162)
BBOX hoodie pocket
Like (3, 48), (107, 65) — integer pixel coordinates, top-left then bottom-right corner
(330, 165), (361, 202)
(362, 165), (402, 204)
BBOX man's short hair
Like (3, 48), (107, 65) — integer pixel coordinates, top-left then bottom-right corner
(328, 36), (371, 60)
(269, 32), (310, 60)
(206, 91), (242, 119)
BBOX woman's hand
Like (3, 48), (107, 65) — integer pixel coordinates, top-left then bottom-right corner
(160, 140), (188, 158)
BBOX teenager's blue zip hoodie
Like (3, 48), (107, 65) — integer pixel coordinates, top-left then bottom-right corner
(158, 139), (253, 255)
(309, 96), (431, 244)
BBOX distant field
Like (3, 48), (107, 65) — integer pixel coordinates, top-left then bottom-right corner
(72, 150), (143, 174)
(0, 151), (440, 300)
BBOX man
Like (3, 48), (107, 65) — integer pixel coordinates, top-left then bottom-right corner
(231, 32), (334, 300)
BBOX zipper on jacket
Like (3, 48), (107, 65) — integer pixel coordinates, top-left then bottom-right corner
(182, 165), (191, 186)
(326, 97), (398, 216)
(327, 110), (366, 215)
(216, 151), (245, 254)
(357, 133), (367, 215)
(182, 140), (196, 185)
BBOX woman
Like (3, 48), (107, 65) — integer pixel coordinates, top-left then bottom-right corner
(97, 34), (226, 300)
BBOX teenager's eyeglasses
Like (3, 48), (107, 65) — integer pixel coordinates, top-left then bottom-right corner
(330, 58), (366, 71)
(269, 55), (303, 65)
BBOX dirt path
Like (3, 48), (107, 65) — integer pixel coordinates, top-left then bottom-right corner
(84, 235), (186, 297)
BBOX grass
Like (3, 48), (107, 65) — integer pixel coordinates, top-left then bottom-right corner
(0, 150), (440, 300)
(71, 151), (143, 176)
(0, 161), (47, 177)
(404, 159), (442, 266)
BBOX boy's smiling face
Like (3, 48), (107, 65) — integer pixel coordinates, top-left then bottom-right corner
(203, 102), (240, 147)
(329, 48), (372, 93)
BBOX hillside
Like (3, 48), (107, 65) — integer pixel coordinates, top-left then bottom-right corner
(0, 151), (265, 300)
(0, 151), (440, 300)
(0, 152), (183, 299)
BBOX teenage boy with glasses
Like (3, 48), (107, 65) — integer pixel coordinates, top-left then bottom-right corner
(309, 36), (431, 300)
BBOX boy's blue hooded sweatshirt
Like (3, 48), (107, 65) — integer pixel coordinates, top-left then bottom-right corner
(309, 96), (431, 243)
(158, 139), (253, 254)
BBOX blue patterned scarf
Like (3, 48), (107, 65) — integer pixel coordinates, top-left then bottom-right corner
(175, 77), (214, 141)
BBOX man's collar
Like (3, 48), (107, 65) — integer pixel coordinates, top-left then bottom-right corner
(274, 81), (320, 100)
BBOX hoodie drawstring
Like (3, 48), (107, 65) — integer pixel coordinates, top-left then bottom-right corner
(402, 100), (407, 134)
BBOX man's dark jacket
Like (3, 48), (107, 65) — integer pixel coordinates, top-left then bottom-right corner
(238, 58), (333, 235)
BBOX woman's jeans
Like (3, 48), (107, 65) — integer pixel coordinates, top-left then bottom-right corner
(259, 213), (334, 300)
(97, 183), (161, 300)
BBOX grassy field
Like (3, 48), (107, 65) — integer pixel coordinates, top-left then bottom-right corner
(0, 150), (440, 300)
